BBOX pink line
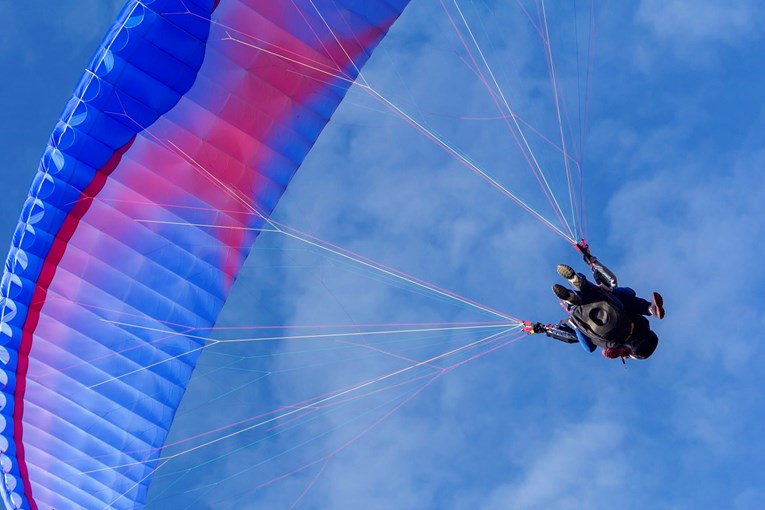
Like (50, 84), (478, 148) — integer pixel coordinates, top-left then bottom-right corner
(265, 371), (439, 434)
(288, 458), (330, 510)
(288, 0), (350, 76)
(443, 55), (579, 166)
(537, 3), (581, 238)
(67, 335), (521, 505)
(79, 196), (518, 325)
(334, 337), (442, 370)
(579, 0), (604, 243)
(69, 329), (513, 466)
(228, 331), (525, 502)
(370, 91), (573, 243)
(444, 332), (525, 370)
(270, 215), (521, 321)
(187, 8), (348, 77)
(245, 373), (441, 496)
(37, 294), (511, 390)
(436, 0), (573, 239)
(515, 0), (545, 39)
(47, 297), (506, 332)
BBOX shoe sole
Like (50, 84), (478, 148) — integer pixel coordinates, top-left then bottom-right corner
(552, 284), (570, 300)
(557, 264), (576, 280)
(652, 292), (665, 319)
(553, 284), (582, 305)
(557, 264), (583, 289)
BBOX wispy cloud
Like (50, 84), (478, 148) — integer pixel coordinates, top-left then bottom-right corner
(636, 0), (764, 62)
(480, 418), (631, 509)
(4, 1), (765, 509)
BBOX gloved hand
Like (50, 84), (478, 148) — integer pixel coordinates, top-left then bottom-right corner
(576, 241), (595, 265)
(522, 321), (547, 334)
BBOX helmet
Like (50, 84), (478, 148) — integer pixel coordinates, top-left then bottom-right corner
(629, 330), (658, 360)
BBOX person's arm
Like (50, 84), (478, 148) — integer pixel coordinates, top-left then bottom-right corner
(524, 321), (578, 343)
(589, 257), (618, 288)
(524, 320), (598, 353)
(573, 326), (597, 353)
(577, 242), (618, 288)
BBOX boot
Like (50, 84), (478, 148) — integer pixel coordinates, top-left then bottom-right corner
(556, 264), (583, 289)
(552, 284), (582, 305)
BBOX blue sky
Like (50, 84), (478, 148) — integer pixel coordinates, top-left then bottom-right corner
(2, 1), (765, 509)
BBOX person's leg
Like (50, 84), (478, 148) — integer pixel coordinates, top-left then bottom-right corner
(613, 287), (664, 318)
(613, 287), (651, 316)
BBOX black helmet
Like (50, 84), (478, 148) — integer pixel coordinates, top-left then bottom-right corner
(630, 330), (658, 359)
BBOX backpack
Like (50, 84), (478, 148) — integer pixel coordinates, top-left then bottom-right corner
(569, 288), (634, 348)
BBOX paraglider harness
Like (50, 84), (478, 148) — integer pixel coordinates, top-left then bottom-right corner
(567, 285), (635, 349)
(523, 241), (636, 357)
(524, 286), (636, 350)
(568, 241), (634, 347)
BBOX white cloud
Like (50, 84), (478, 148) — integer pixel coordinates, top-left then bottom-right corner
(483, 422), (628, 509)
(636, 0), (764, 60)
(606, 155), (765, 371)
(736, 488), (765, 510)
(596, 114), (765, 505)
